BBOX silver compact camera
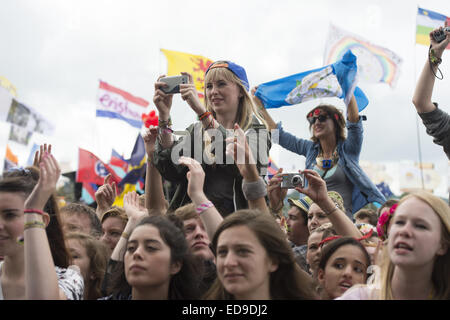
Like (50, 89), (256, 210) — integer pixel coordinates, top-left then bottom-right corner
(432, 27), (450, 43)
(280, 173), (305, 189)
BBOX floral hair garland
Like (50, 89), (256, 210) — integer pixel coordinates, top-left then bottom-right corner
(376, 203), (398, 240)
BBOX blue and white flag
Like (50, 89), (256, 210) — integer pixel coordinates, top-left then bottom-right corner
(255, 50), (368, 112)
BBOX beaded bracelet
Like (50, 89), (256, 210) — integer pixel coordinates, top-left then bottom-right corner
(24, 220), (46, 230)
(24, 209), (46, 216)
(196, 201), (214, 215)
(158, 117), (172, 127)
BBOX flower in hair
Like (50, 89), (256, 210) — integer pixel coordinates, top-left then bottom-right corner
(314, 109), (321, 116)
(376, 203), (398, 240)
(334, 114), (339, 121)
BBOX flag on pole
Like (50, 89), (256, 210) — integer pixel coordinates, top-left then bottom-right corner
(323, 24), (403, 88)
(76, 148), (121, 186)
(416, 7), (450, 49)
(255, 50), (369, 112)
(118, 134), (146, 188)
(161, 49), (213, 100)
(96, 81), (149, 129)
(110, 149), (129, 173)
(4, 144), (18, 171)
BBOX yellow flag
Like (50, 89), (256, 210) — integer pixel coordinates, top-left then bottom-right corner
(112, 183), (136, 207)
(0, 76), (17, 97)
(161, 49), (213, 100)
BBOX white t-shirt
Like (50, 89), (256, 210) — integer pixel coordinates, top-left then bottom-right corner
(0, 261), (84, 300)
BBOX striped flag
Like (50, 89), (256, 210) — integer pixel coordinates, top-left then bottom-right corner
(96, 81), (149, 129)
(416, 7), (450, 49)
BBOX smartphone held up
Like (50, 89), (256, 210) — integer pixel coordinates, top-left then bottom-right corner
(159, 75), (189, 94)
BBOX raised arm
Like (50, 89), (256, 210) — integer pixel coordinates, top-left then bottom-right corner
(413, 26), (450, 113)
(95, 173), (117, 220)
(226, 123), (270, 215)
(110, 191), (148, 261)
(178, 156), (223, 241)
(143, 126), (167, 214)
(24, 152), (66, 299)
(296, 169), (361, 239)
(347, 94), (360, 123)
(266, 168), (288, 217)
(251, 86), (277, 131)
(153, 75), (175, 149)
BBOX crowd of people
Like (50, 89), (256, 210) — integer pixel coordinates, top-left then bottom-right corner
(0, 27), (449, 301)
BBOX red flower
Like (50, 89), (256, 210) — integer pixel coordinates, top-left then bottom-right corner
(142, 110), (158, 128)
(314, 109), (321, 116)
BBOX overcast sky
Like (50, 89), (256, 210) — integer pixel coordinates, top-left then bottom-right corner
(1, 0), (449, 195)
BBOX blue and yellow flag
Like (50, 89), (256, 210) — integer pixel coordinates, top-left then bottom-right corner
(255, 50), (368, 112)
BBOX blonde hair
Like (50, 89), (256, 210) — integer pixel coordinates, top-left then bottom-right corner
(202, 65), (268, 164)
(204, 66), (268, 131)
(379, 191), (450, 300)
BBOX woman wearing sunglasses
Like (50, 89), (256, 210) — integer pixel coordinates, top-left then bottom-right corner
(253, 91), (385, 220)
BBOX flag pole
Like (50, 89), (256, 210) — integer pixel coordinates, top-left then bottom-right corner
(414, 5), (426, 190)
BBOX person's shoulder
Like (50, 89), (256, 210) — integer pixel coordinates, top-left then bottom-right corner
(336, 284), (379, 300)
(55, 265), (84, 300)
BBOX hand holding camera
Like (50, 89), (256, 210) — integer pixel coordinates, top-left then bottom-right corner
(432, 26), (450, 43)
(153, 74), (175, 118)
(280, 173), (305, 189)
(294, 169), (329, 206)
(178, 72), (206, 115)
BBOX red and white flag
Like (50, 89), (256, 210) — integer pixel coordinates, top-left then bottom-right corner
(96, 81), (149, 129)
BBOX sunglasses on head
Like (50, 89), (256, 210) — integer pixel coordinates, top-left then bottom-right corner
(307, 114), (329, 125)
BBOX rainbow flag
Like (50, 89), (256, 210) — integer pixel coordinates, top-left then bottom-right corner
(323, 24), (402, 88)
(416, 7), (450, 49)
(161, 49), (213, 100)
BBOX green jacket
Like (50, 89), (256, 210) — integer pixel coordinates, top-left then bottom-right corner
(153, 118), (271, 217)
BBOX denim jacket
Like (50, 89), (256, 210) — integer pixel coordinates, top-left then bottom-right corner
(275, 117), (385, 214)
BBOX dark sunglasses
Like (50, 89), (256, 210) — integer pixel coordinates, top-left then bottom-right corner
(307, 114), (329, 125)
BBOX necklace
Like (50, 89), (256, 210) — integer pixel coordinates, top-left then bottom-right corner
(316, 148), (339, 170)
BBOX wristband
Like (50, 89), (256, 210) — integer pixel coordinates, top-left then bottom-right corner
(269, 202), (283, 213)
(24, 220), (46, 230)
(196, 201), (214, 215)
(198, 111), (212, 121)
(24, 209), (46, 216)
(324, 204), (339, 216)
(121, 232), (130, 240)
(242, 177), (267, 201)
